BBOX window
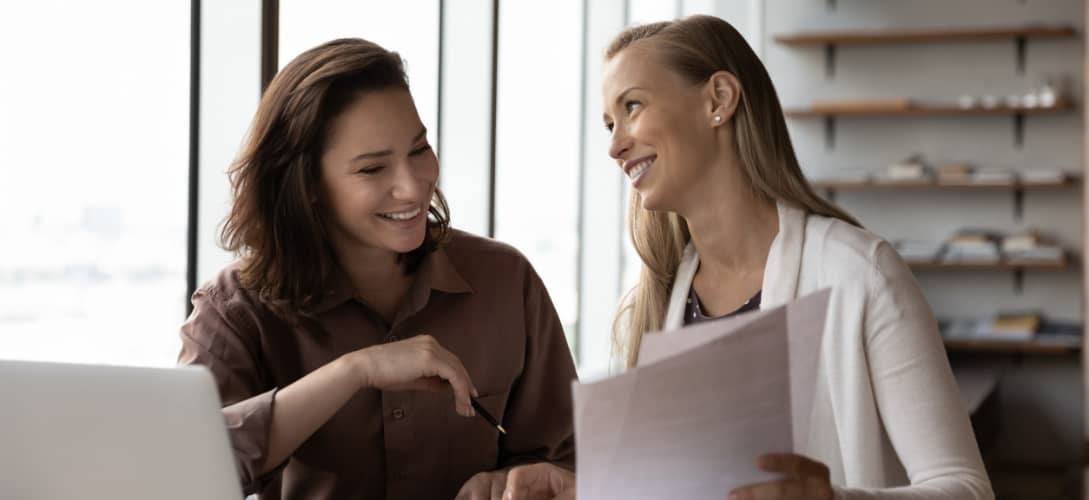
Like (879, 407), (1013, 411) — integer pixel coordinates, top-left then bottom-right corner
(628, 0), (679, 25)
(494, 0), (585, 344)
(0, 1), (191, 366)
(279, 0), (441, 148)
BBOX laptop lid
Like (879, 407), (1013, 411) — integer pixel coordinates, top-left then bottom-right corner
(0, 360), (242, 500)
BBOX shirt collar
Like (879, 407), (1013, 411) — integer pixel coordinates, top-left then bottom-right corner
(311, 246), (473, 315)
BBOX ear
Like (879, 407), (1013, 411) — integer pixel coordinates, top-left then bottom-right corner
(704, 70), (741, 128)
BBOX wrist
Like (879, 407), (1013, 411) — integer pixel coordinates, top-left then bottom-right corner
(340, 350), (373, 390)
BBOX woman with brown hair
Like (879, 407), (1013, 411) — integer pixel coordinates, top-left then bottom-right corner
(505, 15), (992, 500)
(178, 38), (575, 499)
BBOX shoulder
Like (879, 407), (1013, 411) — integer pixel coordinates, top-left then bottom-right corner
(442, 228), (537, 274)
(190, 262), (268, 328)
(802, 213), (909, 293)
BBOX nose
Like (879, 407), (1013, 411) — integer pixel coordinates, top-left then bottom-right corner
(608, 126), (632, 163)
(391, 163), (428, 201)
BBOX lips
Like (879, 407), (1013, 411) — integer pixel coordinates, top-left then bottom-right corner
(622, 155), (656, 186)
(377, 206), (422, 221)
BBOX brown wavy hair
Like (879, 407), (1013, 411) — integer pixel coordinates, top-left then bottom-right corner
(220, 38), (450, 319)
(609, 16), (861, 368)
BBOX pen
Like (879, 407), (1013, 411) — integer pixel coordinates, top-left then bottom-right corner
(470, 397), (507, 435)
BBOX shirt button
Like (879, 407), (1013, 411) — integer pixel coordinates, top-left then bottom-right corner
(392, 408), (405, 420)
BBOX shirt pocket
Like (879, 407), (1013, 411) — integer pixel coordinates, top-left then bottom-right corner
(446, 391), (509, 489)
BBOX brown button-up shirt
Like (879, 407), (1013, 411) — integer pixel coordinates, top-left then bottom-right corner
(178, 230), (577, 499)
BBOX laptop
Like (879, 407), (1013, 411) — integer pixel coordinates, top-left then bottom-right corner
(0, 359), (243, 499)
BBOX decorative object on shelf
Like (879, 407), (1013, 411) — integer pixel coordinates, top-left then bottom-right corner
(896, 228), (1072, 293)
(1001, 230), (1064, 263)
(878, 154), (933, 183)
(893, 239), (945, 263)
(936, 163), (975, 183)
(943, 229), (1003, 264)
(811, 169), (1076, 220)
(785, 98), (1073, 150)
(954, 76), (1071, 111)
(968, 168), (1015, 186)
(1020, 169), (1070, 184)
(940, 313), (1081, 354)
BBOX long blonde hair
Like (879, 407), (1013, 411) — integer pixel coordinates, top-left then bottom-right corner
(609, 16), (861, 368)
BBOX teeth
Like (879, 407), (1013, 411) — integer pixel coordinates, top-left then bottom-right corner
(379, 207), (421, 221)
(628, 158), (653, 180)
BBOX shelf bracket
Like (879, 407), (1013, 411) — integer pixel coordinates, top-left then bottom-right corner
(825, 44), (837, 79)
(1012, 187), (1025, 221)
(1012, 269), (1025, 294)
(1012, 112), (1025, 149)
(824, 115), (837, 150)
(1015, 36), (1027, 75)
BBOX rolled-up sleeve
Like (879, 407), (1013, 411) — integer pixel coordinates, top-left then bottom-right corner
(178, 288), (282, 495)
(498, 263), (578, 471)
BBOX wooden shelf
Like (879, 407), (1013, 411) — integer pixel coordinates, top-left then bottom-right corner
(908, 259), (1074, 272)
(812, 176), (1080, 221)
(787, 100), (1075, 150)
(812, 177), (1079, 192)
(944, 338), (1080, 355)
(774, 25), (1077, 46)
(785, 100), (1074, 118)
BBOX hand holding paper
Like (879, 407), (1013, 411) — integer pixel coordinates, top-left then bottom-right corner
(572, 289), (831, 500)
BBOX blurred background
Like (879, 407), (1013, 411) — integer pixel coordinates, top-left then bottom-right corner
(1, 1), (1085, 497)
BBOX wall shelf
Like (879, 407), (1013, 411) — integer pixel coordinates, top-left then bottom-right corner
(812, 177), (1078, 192)
(785, 100), (1074, 118)
(814, 177), (1075, 222)
(907, 256), (1076, 293)
(944, 339), (1080, 355)
(908, 259), (1074, 272)
(774, 25), (1077, 47)
(785, 100), (1075, 149)
(812, 176), (1080, 220)
(774, 25), (1077, 77)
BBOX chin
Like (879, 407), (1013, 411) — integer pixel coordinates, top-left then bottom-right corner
(638, 191), (669, 212)
(388, 231), (428, 254)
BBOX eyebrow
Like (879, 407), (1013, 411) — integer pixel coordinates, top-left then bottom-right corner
(614, 86), (644, 106)
(603, 86), (645, 122)
(349, 127), (429, 162)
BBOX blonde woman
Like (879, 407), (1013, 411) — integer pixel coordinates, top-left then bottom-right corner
(504, 15), (993, 500)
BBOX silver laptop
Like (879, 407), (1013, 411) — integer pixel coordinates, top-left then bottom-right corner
(0, 359), (243, 500)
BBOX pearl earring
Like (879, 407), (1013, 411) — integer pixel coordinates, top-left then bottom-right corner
(713, 115), (722, 123)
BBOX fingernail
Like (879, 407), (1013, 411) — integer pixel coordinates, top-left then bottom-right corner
(472, 387), (480, 398)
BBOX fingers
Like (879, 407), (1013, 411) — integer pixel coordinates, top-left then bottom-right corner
(429, 352), (476, 417)
(503, 463), (573, 500)
(490, 470), (507, 500)
(502, 466), (536, 500)
(455, 472), (496, 500)
(415, 335), (478, 417)
(757, 453), (830, 481)
(729, 476), (832, 500)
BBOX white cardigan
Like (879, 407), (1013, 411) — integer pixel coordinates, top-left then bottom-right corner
(659, 202), (994, 499)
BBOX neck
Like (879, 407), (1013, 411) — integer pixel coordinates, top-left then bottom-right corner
(678, 155), (779, 275)
(329, 237), (410, 300)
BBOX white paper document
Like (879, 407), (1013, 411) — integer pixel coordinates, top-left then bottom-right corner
(572, 289), (831, 500)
